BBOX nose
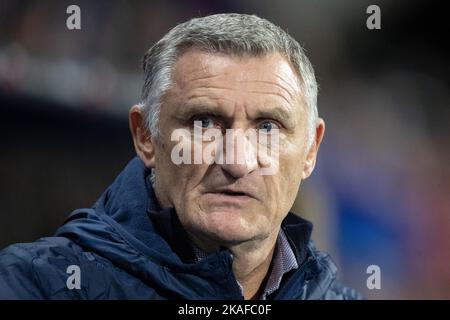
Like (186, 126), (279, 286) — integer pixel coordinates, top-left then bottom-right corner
(219, 130), (259, 179)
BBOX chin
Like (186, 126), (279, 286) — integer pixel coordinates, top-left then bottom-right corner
(197, 209), (262, 244)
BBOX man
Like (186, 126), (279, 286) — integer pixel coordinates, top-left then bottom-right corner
(0, 13), (362, 299)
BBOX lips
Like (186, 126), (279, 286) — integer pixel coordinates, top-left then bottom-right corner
(207, 187), (258, 201)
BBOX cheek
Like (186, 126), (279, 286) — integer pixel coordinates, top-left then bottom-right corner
(265, 141), (305, 211)
(281, 153), (304, 184)
(279, 134), (307, 181)
(155, 141), (211, 206)
(155, 141), (176, 179)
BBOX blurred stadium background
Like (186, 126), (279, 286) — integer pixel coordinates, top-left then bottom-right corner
(0, 0), (449, 299)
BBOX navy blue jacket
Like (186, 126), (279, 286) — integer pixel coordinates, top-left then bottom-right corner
(0, 158), (362, 299)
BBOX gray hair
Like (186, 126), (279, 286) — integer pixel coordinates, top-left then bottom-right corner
(140, 13), (318, 146)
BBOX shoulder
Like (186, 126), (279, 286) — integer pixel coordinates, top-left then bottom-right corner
(0, 237), (111, 299)
(323, 280), (365, 300)
(306, 242), (365, 300)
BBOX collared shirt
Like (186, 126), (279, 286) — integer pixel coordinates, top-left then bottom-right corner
(192, 229), (298, 300)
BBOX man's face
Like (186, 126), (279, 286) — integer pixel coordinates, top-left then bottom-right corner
(142, 50), (323, 248)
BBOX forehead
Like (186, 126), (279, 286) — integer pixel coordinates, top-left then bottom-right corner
(169, 49), (303, 107)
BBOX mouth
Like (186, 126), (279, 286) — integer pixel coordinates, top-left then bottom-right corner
(217, 190), (249, 197)
(205, 187), (258, 202)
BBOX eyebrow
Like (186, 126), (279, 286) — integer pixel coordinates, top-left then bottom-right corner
(175, 103), (297, 129)
(256, 107), (296, 129)
(174, 103), (228, 120)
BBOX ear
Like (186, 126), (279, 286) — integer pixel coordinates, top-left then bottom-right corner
(129, 105), (156, 168)
(302, 118), (325, 179)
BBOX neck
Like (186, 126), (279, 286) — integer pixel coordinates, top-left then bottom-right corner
(189, 228), (280, 300)
(229, 232), (278, 299)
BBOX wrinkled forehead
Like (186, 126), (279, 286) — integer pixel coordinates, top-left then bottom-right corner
(170, 49), (304, 105)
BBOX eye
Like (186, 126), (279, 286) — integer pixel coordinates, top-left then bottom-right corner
(193, 116), (215, 129)
(259, 121), (279, 133)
